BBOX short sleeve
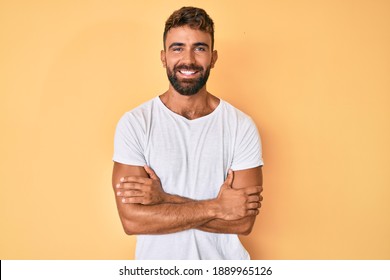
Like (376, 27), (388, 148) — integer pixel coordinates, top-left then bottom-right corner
(231, 117), (263, 171)
(112, 113), (147, 166)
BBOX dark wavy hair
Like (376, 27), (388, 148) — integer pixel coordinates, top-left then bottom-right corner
(163, 6), (215, 50)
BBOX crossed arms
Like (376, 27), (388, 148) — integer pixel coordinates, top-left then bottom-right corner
(112, 162), (263, 235)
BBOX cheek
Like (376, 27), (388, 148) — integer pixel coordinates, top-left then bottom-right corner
(165, 57), (180, 68)
(196, 55), (213, 66)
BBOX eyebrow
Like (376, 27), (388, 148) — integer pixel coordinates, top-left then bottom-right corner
(168, 42), (210, 49)
(168, 42), (184, 49)
(193, 42), (210, 49)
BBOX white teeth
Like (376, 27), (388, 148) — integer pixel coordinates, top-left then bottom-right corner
(180, 70), (196, 75)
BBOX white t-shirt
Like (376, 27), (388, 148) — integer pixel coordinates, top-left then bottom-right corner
(113, 96), (263, 260)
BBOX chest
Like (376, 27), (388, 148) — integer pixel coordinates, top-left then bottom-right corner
(143, 116), (234, 199)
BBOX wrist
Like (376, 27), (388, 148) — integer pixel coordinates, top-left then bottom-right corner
(161, 192), (171, 203)
(206, 199), (221, 219)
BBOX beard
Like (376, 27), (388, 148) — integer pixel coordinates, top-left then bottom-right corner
(166, 63), (211, 96)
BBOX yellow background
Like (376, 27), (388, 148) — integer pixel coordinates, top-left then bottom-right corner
(1, 0), (389, 259)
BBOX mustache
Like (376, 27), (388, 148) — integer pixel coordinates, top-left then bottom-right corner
(174, 63), (203, 72)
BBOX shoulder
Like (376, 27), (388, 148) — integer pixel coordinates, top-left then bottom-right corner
(119, 97), (159, 124)
(115, 97), (160, 137)
(123, 97), (157, 119)
(220, 100), (257, 127)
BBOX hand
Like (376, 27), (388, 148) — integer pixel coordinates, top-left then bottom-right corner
(116, 165), (167, 205)
(215, 170), (262, 220)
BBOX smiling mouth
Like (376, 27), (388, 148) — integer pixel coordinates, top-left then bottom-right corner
(178, 70), (199, 76)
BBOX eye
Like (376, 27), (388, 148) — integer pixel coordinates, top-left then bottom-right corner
(195, 47), (206, 52)
(172, 47), (183, 52)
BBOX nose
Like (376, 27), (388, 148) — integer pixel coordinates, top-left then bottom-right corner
(181, 50), (195, 64)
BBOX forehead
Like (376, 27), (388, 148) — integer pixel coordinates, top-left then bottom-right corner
(165, 26), (212, 47)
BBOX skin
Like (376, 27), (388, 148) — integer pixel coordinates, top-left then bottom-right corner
(160, 26), (219, 119)
(112, 25), (263, 235)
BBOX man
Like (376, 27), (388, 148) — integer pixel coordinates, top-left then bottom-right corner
(112, 6), (263, 260)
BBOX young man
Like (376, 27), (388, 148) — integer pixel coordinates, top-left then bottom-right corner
(112, 6), (263, 260)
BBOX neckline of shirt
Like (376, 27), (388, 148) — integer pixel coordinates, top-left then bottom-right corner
(155, 96), (223, 123)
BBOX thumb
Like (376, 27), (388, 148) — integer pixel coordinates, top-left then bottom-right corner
(144, 165), (159, 180)
(224, 169), (234, 187)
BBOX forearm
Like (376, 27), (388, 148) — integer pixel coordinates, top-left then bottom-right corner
(119, 198), (219, 235)
(114, 164), (261, 236)
(163, 193), (256, 235)
(197, 217), (256, 235)
(163, 193), (193, 204)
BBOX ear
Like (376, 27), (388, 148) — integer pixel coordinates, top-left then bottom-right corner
(160, 50), (167, 68)
(211, 50), (218, 69)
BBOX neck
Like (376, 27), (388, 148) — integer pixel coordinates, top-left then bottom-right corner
(160, 86), (220, 120)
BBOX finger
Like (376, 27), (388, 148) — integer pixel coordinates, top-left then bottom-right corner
(219, 184), (229, 192)
(120, 182), (146, 190)
(224, 169), (234, 187)
(144, 165), (159, 180)
(248, 195), (260, 203)
(243, 185), (263, 195)
(248, 194), (263, 202)
(254, 185), (263, 193)
(121, 197), (144, 204)
(247, 209), (260, 216)
(119, 176), (147, 184)
(117, 190), (144, 197)
(248, 202), (261, 209)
